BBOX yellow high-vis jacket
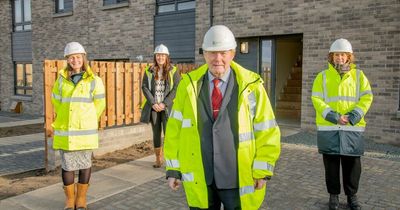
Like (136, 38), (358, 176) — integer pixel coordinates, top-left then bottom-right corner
(164, 61), (281, 209)
(311, 63), (373, 155)
(51, 66), (106, 151)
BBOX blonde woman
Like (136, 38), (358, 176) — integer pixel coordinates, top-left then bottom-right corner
(51, 42), (105, 210)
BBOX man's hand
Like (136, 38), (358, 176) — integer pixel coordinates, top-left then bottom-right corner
(338, 115), (349, 125)
(253, 178), (267, 190)
(168, 177), (181, 191)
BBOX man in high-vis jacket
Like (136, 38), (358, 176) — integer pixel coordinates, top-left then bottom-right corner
(311, 38), (373, 210)
(164, 25), (281, 210)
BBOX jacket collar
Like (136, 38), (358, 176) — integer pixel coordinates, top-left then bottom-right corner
(188, 61), (260, 92)
(59, 65), (95, 79)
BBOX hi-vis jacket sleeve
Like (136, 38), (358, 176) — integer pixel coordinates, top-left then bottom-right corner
(311, 73), (332, 119)
(51, 77), (62, 114)
(252, 82), (281, 179)
(164, 78), (185, 178)
(352, 71), (373, 118)
(93, 77), (106, 120)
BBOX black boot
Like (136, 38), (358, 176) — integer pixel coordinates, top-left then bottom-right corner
(329, 194), (339, 210)
(347, 195), (361, 210)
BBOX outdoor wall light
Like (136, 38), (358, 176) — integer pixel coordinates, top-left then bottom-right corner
(240, 42), (249, 54)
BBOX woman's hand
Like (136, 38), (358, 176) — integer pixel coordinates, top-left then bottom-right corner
(152, 104), (162, 112)
(158, 103), (166, 111)
(338, 115), (349, 125)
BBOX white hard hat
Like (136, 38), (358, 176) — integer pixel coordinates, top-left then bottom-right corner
(329, 38), (353, 53)
(154, 44), (169, 55)
(202, 25), (237, 51)
(64, 42), (86, 57)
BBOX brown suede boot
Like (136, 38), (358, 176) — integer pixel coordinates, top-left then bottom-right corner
(153, 147), (163, 168)
(76, 183), (89, 210)
(63, 184), (75, 210)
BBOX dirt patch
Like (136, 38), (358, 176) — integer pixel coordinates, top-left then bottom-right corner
(0, 141), (154, 200)
(0, 124), (44, 137)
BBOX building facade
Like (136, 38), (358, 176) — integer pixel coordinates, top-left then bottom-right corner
(0, 0), (399, 145)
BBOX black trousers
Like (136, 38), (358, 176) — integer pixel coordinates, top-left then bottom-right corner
(150, 110), (166, 148)
(189, 180), (241, 210)
(323, 154), (361, 196)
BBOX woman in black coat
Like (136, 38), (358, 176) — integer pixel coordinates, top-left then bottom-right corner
(140, 44), (180, 168)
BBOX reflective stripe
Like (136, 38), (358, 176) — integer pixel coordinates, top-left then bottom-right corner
(61, 97), (93, 103)
(182, 119), (191, 128)
(52, 93), (62, 101)
(317, 126), (365, 132)
(354, 107), (364, 117)
(182, 172), (194, 182)
(239, 132), (254, 142)
(360, 90), (373, 97)
(90, 80), (96, 99)
(312, 92), (324, 98)
(239, 185), (255, 196)
(322, 71), (327, 101)
(322, 107), (333, 119)
(145, 67), (152, 91)
(94, 94), (105, 99)
(58, 76), (63, 98)
(54, 129), (98, 136)
(248, 91), (256, 119)
(325, 96), (357, 103)
(253, 119), (277, 132)
(356, 69), (360, 101)
(165, 159), (180, 168)
(170, 110), (183, 121)
(253, 160), (274, 171)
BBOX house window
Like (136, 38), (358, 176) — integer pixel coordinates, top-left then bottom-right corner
(55, 0), (73, 13)
(14, 63), (33, 96)
(157, 0), (195, 14)
(13, 0), (31, 31)
(103, 0), (128, 6)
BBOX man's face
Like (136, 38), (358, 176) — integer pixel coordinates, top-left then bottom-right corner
(203, 50), (235, 78)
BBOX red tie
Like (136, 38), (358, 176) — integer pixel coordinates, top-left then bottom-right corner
(212, 78), (223, 119)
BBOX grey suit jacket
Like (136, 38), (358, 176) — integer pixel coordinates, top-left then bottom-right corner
(197, 71), (239, 189)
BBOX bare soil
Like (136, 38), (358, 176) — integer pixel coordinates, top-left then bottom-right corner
(0, 123), (44, 137)
(0, 140), (154, 200)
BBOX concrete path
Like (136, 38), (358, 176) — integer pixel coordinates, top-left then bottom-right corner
(1, 143), (399, 210)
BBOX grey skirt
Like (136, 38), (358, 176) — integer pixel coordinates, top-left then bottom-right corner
(60, 150), (93, 171)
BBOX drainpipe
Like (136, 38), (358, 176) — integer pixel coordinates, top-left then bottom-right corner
(210, 0), (214, 27)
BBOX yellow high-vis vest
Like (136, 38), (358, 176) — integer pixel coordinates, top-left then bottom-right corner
(164, 61), (281, 209)
(51, 66), (106, 151)
(311, 63), (373, 155)
(312, 63), (373, 131)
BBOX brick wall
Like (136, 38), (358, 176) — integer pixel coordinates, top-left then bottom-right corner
(1, 0), (398, 144)
(0, 1), (13, 111)
(196, 0), (400, 144)
(25, 0), (155, 114)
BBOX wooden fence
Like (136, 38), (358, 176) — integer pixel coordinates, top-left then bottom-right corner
(43, 60), (197, 168)
(43, 60), (198, 135)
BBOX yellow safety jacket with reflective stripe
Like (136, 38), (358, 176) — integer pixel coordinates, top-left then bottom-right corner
(140, 65), (178, 109)
(311, 63), (373, 131)
(51, 66), (106, 151)
(164, 61), (281, 209)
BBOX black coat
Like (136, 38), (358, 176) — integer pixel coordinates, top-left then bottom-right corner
(140, 65), (180, 123)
